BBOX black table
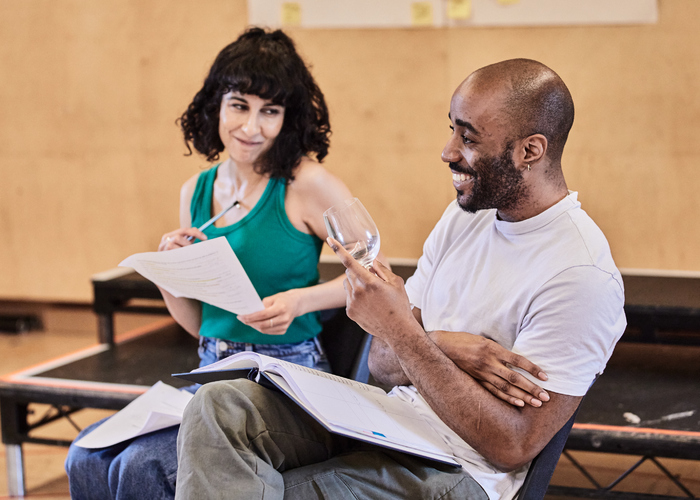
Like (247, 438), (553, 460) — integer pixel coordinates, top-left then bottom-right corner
(3, 268), (700, 498)
(554, 342), (700, 498)
(0, 319), (198, 497)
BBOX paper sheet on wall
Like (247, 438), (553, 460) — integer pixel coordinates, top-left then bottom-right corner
(248, 0), (657, 29)
(119, 237), (264, 315)
(74, 382), (193, 449)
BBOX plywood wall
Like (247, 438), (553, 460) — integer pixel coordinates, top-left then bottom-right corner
(1, 0), (699, 302)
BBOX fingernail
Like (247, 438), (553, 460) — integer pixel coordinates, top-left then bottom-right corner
(515, 399), (525, 407)
(326, 237), (338, 251)
(538, 371), (548, 381)
(531, 399), (542, 407)
(539, 391), (550, 402)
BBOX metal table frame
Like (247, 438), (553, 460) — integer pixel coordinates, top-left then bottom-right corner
(0, 319), (181, 497)
(3, 270), (700, 498)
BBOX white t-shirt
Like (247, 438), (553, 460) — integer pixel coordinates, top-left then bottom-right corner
(395, 192), (626, 499)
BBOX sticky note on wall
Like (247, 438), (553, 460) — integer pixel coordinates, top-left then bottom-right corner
(411, 2), (434, 26)
(281, 2), (302, 26)
(447, 0), (472, 20)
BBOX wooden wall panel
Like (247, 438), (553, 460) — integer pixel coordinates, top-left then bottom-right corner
(1, 0), (699, 302)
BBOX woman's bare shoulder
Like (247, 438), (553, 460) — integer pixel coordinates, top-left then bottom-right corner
(290, 158), (350, 199)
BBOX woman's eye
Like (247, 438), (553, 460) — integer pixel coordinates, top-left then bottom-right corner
(263, 108), (280, 115)
(229, 103), (247, 111)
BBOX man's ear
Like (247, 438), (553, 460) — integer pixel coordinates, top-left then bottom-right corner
(515, 134), (547, 166)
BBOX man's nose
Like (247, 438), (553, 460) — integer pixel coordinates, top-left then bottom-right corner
(441, 135), (461, 163)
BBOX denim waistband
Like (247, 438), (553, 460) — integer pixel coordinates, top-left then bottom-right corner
(198, 335), (325, 367)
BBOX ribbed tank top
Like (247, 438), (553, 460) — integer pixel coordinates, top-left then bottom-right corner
(190, 164), (323, 344)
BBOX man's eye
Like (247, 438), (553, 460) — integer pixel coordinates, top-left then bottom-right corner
(461, 135), (472, 144)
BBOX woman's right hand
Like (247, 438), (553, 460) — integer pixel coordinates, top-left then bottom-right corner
(429, 330), (550, 408)
(158, 228), (208, 251)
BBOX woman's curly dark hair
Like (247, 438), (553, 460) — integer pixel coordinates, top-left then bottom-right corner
(179, 27), (331, 183)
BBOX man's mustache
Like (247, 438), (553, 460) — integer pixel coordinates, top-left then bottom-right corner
(449, 162), (477, 177)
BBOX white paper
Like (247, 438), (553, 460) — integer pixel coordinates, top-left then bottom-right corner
(120, 237), (264, 315)
(185, 353), (459, 465)
(75, 382), (193, 449)
(248, 0), (657, 29)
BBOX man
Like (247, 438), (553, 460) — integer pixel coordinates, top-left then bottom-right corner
(175, 59), (626, 499)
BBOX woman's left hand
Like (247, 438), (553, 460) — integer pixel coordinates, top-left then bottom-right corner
(237, 290), (303, 335)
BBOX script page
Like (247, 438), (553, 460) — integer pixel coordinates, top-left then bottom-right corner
(176, 352), (458, 464)
(120, 237), (264, 315)
(74, 382), (193, 449)
(267, 361), (455, 458)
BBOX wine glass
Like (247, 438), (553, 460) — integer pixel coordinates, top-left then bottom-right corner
(323, 198), (380, 269)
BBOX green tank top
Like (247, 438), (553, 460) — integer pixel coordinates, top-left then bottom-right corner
(190, 164), (323, 344)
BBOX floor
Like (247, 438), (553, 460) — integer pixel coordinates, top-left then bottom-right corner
(0, 302), (163, 499)
(0, 302), (698, 499)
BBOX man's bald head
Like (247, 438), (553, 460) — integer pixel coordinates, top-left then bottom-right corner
(464, 59), (574, 163)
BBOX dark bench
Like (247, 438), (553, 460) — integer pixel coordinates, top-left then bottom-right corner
(3, 267), (700, 498)
(0, 267), (372, 497)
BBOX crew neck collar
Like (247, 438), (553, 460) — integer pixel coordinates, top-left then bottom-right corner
(494, 191), (579, 235)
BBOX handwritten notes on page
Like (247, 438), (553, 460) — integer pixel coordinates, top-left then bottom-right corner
(75, 382), (193, 449)
(120, 237), (264, 315)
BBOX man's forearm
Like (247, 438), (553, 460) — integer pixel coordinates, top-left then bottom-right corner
(385, 323), (578, 471)
(367, 337), (411, 386)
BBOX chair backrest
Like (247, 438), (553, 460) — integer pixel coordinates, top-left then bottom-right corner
(318, 307), (372, 382)
(517, 403), (582, 500)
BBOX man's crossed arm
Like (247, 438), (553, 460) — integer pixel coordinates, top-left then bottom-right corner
(329, 238), (581, 472)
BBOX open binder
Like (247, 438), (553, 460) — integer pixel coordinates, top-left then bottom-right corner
(174, 351), (460, 467)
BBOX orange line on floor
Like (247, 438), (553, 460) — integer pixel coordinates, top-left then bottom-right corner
(574, 423), (700, 437)
(114, 317), (175, 343)
(0, 317), (175, 382)
(0, 377), (148, 393)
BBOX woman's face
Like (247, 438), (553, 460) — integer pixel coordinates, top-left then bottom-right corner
(219, 91), (285, 166)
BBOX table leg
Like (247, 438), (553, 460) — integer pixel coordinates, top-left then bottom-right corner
(97, 312), (115, 346)
(5, 443), (26, 497)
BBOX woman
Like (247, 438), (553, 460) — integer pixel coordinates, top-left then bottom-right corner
(65, 27), (369, 500)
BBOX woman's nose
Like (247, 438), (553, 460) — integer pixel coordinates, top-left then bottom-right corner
(241, 113), (261, 136)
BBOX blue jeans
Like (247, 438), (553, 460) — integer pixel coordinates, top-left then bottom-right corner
(65, 337), (327, 500)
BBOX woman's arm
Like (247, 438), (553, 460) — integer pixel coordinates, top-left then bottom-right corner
(156, 174), (205, 338)
(238, 160), (389, 334)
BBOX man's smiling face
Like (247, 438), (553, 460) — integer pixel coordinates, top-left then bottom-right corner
(441, 81), (528, 219)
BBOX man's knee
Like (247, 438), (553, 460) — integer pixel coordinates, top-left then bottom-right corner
(183, 379), (268, 422)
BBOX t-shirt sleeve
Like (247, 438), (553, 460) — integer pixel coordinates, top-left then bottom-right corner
(512, 265), (626, 396)
(405, 203), (457, 310)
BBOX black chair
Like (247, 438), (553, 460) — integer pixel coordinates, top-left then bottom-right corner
(518, 400), (584, 499)
(318, 307), (372, 382)
(321, 308), (578, 500)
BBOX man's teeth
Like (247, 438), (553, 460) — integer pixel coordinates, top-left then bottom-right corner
(452, 172), (472, 182)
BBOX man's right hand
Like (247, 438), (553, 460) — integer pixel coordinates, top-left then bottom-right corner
(429, 330), (550, 408)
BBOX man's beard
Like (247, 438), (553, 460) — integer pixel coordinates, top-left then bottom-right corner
(453, 145), (527, 214)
